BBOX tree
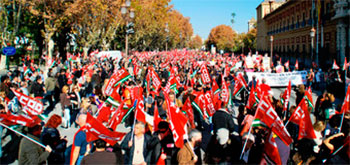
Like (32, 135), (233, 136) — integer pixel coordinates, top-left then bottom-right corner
(230, 12), (236, 29)
(206, 25), (236, 52)
(167, 10), (193, 49)
(0, 0), (28, 69)
(189, 35), (202, 50)
(233, 28), (256, 54)
(67, 0), (123, 55)
(129, 0), (171, 51)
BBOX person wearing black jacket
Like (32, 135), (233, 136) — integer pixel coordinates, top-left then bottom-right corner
(149, 121), (178, 165)
(212, 104), (236, 134)
(121, 121), (152, 164)
(30, 76), (45, 99)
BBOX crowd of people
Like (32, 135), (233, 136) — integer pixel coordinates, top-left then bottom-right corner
(0, 51), (349, 165)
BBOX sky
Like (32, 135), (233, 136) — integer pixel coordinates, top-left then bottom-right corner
(171, 0), (263, 40)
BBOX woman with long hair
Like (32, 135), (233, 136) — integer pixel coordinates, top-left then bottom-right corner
(60, 85), (71, 128)
(41, 114), (67, 164)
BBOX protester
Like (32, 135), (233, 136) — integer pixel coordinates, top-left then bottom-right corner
(41, 114), (67, 164)
(60, 85), (71, 128)
(177, 129), (202, 165)
(18, 124), (52, 164)
(70, 113), (89, 165)
(0, 50), (349, 165)
(81, 139), (118, 164)
(121, 121), (152, 165)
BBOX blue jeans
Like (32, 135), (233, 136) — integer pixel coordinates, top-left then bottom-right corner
(76, 155), (84, 165)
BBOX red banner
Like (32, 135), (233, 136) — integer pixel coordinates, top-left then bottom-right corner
(255, 97), (293, 145)
(0, 112), (41, 127)
(200, 64), (211, 84)
(12, 90), (43, 115)
(150, 67), (162, 92)
(85, 113), (125, 146)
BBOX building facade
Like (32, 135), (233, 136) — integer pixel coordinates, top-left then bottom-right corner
(256, 0), (350, 68)
(248, 17), (257, 31)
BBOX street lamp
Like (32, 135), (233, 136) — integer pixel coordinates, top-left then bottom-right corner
(310, 28), (316, 65)
(270, 35), (274, 62)
(121, 0), (134, 56)
(165, 23), (169, 51)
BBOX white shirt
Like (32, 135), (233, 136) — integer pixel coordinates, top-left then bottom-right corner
(132, 135), (145, 164)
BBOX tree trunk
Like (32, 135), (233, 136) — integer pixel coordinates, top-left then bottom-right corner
(83, 46), (90, 57)
(48, 38), (54, 61)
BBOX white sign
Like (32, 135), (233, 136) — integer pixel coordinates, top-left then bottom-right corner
(263, 56), (270, 69)
(245, 55), (254, 68)
(96, 51), (122, 61)
(246, 71), (307, 87)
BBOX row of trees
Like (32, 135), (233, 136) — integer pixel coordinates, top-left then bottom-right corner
(0, 0), (202, 62)
(205, 24), (257, 53)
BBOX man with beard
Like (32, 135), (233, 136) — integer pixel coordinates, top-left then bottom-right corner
(177, 129), (202, 165)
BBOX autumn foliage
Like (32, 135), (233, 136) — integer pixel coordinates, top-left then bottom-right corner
(206, 25), (236, 52)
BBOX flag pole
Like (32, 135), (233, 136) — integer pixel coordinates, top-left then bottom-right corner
(239, 121), (253, 160)
(0, 122), (46, 149)
(130, 99), (139, 141)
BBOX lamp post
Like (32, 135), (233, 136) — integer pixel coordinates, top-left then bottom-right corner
(165, 23), (169, 51)
(121, 0), (134, 56)
(310, 28), (316, 65)
(270, 35), (274, 61)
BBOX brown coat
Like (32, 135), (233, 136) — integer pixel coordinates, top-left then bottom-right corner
(177, 142), (195, 165)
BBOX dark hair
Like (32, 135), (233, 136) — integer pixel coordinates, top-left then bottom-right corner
(94, 139), (106, 149)
(295, 138), (316, 162)
(1, 75), (9, 83)
(157, 121), (169, 132)
(28, 124), (42, 134)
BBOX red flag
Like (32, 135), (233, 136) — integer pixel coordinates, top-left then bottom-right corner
(246, 84), (258, 110)
(338, 85), (350, 114)
(204, 91), (216, 117)
(200, 63), (211, 84)
(305, 87), (314, 110)
(164, 92), (188, 148)
(133, 63), (139, 77)
(153, 101), (162, 132)
(0, 112), (41, 127)
(343, 57), (348, 71)
(284, 60), (289, 68)
(224, 65), (230, 78)
(12, 90), (44, 115)
(96, 104), (112, 123)
(289, 98), (316, 140)
(85, 113), (125, 146)
(253, 96), (293, 145)
(135, 99), (146, 123)
(263, 132), (282, 164)
(233, 74), (247, 97)
(182, 98), (195, 129)
(295, 59), (299, 70)
(156, 152), (166, 165)
(211, 78), (220, 95)
(221, 76), (230, 104)
(108, 102), (127, 131)
(282, 80), (291, 112)
(150, 67), (162, 92)
(104, 69), (130, 96)
(332, 59), (340, 70)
